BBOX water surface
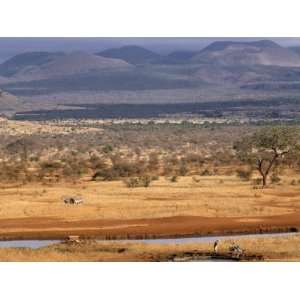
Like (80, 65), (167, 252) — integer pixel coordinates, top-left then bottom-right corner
(0, 231), (299, 249)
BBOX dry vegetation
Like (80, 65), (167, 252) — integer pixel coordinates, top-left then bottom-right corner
(0, 120), (252, 184)
(0, 175), (296, 222)
(1, 234), (300, 261)
(0, 119), (300, 260)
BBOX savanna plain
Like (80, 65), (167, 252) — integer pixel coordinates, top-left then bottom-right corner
(2, 38), (300, 261)
(0, 118), (299, 261)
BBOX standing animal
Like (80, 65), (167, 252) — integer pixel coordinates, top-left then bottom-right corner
(62, 195), (83, 205)
(213, 240), (220, 253)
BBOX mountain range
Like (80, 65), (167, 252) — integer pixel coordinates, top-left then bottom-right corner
(1, 39), (300, 114)
(0, 51), (131, 82)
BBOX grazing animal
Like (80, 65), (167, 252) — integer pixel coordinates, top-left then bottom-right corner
(62, 195), (84, 205)
(229, 243), (243, 257)
(67, 235), (80, 243)
(213, 240), (220, 253)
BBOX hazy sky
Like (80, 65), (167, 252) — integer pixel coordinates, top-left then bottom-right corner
(0, 37), (300, 62)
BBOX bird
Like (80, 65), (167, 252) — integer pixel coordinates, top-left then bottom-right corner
(213, 240), (220, 253)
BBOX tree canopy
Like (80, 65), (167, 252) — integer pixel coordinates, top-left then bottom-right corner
(234, 126), (300, 187)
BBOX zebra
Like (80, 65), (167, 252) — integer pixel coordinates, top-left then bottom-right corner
(62, 195), (83, 205)
(229, 243), (243, 257)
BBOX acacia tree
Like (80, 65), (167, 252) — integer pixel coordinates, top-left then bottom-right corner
(234, 126), (300, 187)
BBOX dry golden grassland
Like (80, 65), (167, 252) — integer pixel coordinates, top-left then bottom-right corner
(1, 120), (300, 260)
(0, 175), (295, 223)
(0, 174), (300, 241)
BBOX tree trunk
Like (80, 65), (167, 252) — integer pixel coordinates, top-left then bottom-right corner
(258, 152), (279, 188)
(262, 174), (267, 187)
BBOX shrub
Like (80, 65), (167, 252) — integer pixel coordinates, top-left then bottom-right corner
(89, 156), (107, 170)
(148, 153), (160, 172)
(184, 153), (204, 165)
(178, 163), (188, 176)
(123, 176), (152, 188)
(92, 158), (147, 181)
(270, 173), (281, 184)
(201, 169), (211, 176)
(169, 175), (178, 183)
(102, 144), (113, 153)
(163, 165), (174, 176)
(112, 159), (145, 177)
(92, 169), (118, 181)
(0, 158), (43, 183)
(252, 178), (263, 186)
(236, 169), (252, 181)
(40, 161), (62, 171)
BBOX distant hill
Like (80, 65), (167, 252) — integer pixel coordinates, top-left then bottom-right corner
(154, 51), (197, 64)
(0, 52), (131, 81)
(289, 46), (300, 55)
(1, 67), (199, 96)
(0, 89), (21, 114)
(191, 40), (300, 67)
(0, 52), (65, 77)
(97, 45), (161, 64)
(167, 51), (197, 61)
(2, 40), (300, 115)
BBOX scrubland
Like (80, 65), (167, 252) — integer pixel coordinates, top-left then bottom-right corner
(0, 119), (300, 260)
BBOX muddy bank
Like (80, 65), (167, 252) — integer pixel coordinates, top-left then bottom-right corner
(0, 213), (299, 241)
(169, 251), (264, 262)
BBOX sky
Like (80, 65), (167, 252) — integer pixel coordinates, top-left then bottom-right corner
(0, 37), (300, 62)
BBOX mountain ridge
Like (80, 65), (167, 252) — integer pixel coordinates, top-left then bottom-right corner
(1, 39), (300, 115)
(0, 51), (132, 81)
(96, 45), (161, 64)
(191, 39), (300, 67)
